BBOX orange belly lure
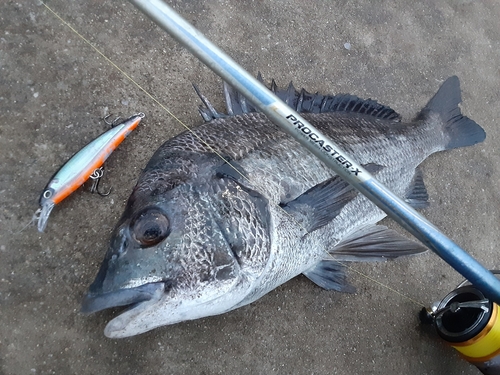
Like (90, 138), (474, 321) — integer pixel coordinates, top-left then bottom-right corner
(36, 113), (145, 232)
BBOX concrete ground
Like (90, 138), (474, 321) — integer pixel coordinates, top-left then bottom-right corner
(1, 0), (499, 374)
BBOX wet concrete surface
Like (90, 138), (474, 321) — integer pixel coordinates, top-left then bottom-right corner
(1, 0), (500, 374)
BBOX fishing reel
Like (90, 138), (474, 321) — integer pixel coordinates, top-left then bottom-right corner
(420, 271), (500, 374)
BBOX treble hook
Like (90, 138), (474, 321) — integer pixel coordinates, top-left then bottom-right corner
(103, 114), (123, 127)
(89, 167), (112, 197)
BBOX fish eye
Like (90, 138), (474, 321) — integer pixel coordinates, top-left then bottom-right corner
(43, 190), (52, 199)
(131, 208), (170, 247)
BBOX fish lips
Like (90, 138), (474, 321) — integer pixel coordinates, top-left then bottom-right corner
(81, 282), (165, 315)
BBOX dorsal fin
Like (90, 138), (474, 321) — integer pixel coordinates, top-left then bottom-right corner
(263, 79), (401, 120)
(195, 74), (402, 122)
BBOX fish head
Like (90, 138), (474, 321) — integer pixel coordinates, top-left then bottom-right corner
(82, 153), (271, 337)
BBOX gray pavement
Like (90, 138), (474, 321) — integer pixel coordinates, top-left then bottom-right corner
(1, 1), (500, 374)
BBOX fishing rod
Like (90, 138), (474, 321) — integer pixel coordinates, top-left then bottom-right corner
(127, 0), (500, 304)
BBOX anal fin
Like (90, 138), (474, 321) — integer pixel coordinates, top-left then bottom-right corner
(332, 224), (427, 261)
(404, 168), (429, 209)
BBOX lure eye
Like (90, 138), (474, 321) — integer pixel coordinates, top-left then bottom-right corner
(39, 188), (54, 205)
(131, 208), (170, 247)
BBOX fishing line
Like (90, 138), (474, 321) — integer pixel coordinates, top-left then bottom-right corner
(40, 1), (425, 309)
(41, 3), (205, 144)
(331, 258), (426, 306)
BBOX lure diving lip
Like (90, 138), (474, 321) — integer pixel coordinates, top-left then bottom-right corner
(36, 112), (145, 232)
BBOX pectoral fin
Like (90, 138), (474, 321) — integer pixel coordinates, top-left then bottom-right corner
(280, 175), (355, 233)
(280, 164), (383, 233)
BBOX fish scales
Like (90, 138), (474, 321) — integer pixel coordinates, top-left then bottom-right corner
(81, 76), (486, 338)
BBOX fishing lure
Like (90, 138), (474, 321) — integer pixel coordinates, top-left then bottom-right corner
(35, 112), (145, 232)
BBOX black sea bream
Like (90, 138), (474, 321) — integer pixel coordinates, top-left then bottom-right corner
(82, 76), (485, 338)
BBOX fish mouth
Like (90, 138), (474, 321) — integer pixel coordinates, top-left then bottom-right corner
(81, 282), (165, 315)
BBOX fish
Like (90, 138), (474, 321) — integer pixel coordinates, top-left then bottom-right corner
(36, 113), (145, 232)
(81, 76), (485, 338)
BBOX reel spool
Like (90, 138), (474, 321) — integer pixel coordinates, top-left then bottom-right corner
(420, 271), (500, 374)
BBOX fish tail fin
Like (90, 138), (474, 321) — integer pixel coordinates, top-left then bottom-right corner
(416, 76), (486, 150)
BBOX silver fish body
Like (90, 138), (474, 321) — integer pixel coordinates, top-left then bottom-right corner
(82, 76), (485, 338)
